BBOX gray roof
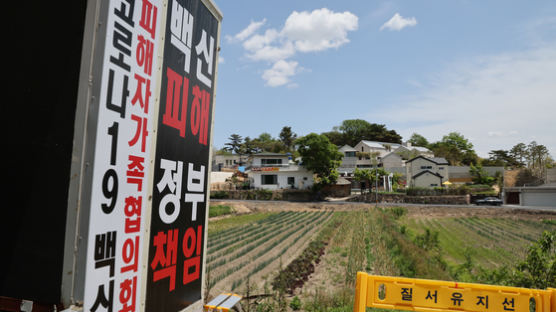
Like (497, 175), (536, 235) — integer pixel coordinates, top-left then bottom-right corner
(431, 157), (449, 164)
(339, 144), (357, 152)
(406, 155), (449, 165)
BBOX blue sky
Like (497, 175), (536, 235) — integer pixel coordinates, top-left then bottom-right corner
(210, 0), (556, 158)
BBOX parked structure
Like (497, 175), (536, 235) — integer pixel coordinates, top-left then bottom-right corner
(246, 152), (314, 190)
(503, 183), (556, 207)
(406, 156), (450, 188)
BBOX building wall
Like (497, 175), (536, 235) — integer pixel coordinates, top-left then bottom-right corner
(547, 168), (556, 184)
(382, 153), (404, 168)
(250, 170), (314, 190)
(341, 156), (357, 168)
(354, 142), (389, 157)
(212, 154), (246, 171)
(251, 156), (290, 167)
(521, 189), (556, 207)
(407, 158), (447, 180)
(413, 171), (443, 188)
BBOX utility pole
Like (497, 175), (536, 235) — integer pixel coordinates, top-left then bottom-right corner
(372, 152), (379, 208)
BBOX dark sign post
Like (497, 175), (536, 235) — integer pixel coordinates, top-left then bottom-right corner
(145, 0), (221, 311)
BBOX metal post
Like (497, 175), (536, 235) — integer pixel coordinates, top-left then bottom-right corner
(375, 162), (378, 208)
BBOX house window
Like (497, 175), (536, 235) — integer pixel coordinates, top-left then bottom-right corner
(439, 167), (444, 170)
(430, 183), (438, 187)
(261, 159), (282, 165)
(420, 165), (432, 169)
(345, 151), (356, 157)
(287, 177), (295, 185)
(261, 175), (278, 185)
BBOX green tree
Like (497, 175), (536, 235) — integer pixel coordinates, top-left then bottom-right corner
(429, 132), (478, 165)
(320, 120), (402, 147)
(469, 163), (496, 186)
(408, 133), (430, 148)
(279, 126), (297, 151)
(511, 230), (556, 289)
(249, 132), (285, 153)
(353, 168), (373, 193)
(242, 136), (262, 155)
(527, 141), (550, 178)
(486, 149), (513, 167)
(321, 130), (344, 146)
(509, 143), (528, 168)
(295, 133), (343, 185)
(224, 134), (243, 154)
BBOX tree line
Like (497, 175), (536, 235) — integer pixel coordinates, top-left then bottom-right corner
(219, 120), (554, 186)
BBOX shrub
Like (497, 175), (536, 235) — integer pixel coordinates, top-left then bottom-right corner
(290, 296), (302, 310)
(209, 205), (233, 218)
(210, 191), (229, 199)
(389, 206), (407, 219)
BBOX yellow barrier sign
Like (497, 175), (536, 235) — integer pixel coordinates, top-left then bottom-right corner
(354, 272), (556, 312)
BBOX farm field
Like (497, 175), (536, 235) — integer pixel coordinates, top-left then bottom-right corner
(206, 201), (556, 311)
(206, 210), (334, 296)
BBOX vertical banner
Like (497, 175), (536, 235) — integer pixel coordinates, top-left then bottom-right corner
(83, 1), (162, 312)
(146, 0), (220, 311)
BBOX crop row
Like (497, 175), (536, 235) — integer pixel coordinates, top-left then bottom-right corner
(208, 211), (296, 248)
(207, 212), (317, 270)
(231, 211), (334, 291)
(209, 211), (332, 287)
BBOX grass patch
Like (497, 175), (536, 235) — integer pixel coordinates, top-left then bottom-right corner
(209, 205), (233, 218)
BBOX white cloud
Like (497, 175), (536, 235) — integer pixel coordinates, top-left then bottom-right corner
(380, 13), (417, 31)
(230, 8), (358, 87)
(376, 46), (556, 157)
(262, 60), (298, 87)
(282, 8), (358, 52)
(231, 18), (267, 42)
(218, 56), (225, 64)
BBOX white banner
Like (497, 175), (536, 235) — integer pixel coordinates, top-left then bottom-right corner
(83, 0), (162, 311)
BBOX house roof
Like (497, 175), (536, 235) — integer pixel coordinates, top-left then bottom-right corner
(360, 140), (385, 149)
(406, 155), (449, 165)
(382, 152), (402, 160)
(413, 170), (444, 180)
(336, 177), (352, 185)
(431, 157), (449, 164)
(339, 145), (357, 152)
(413, 146), (432, 153)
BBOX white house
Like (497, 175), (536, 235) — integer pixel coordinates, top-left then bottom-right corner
(406, 156), (450, 188)
(247, 152), (314, 190)
(212, 153), (248, 171)
(339, 140), (432, 170)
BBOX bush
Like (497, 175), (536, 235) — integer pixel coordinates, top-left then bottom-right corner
(210, 191), (229, 199)
(290, 296), (302, 310)
(209, 205), (233, 217)
(406, 186), (471, 196)
(388, 206), (407, 219)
